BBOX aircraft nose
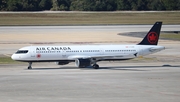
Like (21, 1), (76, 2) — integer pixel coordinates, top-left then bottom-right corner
(11, 54), (18, 60)
(11, 54), (15, 60)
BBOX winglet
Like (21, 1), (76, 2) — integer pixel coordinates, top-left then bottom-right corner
(138, 22), (162, 45)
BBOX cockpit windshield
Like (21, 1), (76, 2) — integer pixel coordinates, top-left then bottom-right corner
(15, 50), (28, 54)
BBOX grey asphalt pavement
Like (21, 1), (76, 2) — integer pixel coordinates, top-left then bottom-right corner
(0, 62), (180, 102)
(0, 25), (180, 34)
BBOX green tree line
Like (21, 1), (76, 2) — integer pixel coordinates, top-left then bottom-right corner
(0, 0), (180, 11)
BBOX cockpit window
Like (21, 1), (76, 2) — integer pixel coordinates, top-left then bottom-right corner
(15, 50), (28, 54)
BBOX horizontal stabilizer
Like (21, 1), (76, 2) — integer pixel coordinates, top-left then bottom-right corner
(149, 46), (165, 52)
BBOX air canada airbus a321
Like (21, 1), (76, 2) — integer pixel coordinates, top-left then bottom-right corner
(11, 22), (165, 69)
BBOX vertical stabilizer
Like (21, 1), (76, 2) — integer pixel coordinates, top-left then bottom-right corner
(138, 22), (162, 45)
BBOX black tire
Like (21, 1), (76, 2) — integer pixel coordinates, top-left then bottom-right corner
(28, 66), (32, 69)
(93, 64), (99, 69)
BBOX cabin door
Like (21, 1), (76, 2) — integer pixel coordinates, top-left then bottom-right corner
(30, 47), (35, 57)
(62, 50), (67, 58)
(100, 48), (104, 55)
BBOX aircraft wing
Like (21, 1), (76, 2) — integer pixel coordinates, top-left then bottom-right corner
(68, 53), (137, 60)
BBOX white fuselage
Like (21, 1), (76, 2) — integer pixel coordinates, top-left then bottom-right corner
(11, 45), (165, 62)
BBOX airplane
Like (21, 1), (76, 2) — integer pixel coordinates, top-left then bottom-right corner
(11, 22), (165, 69)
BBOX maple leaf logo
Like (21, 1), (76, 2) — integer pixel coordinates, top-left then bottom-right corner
(37, 54), (41, 58)
(147, 32), (158, 44)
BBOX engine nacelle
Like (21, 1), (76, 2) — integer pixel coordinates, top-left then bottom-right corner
(55, 61), (70, 65)
(75, 59), (91, 68)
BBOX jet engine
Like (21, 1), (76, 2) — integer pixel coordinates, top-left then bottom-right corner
(75, 59), (91, 68)
(55, 61), (70, 65)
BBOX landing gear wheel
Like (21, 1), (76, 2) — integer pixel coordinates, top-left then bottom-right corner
(28, 66), (32, 69)
(93, 64), (99, 69)
(28, 62), (32, 69)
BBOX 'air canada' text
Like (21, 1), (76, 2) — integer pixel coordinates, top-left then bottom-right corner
(36, 47), (71, 51)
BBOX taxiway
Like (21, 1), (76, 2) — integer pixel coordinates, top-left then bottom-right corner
(0, 62), (180, 102)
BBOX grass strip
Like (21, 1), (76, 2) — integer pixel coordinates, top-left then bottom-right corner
(160, 33), (180, 41)
(0, 57), (21, 64)
(0, 12), (180, 25)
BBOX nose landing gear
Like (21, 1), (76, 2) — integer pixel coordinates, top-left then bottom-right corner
(28, 62), (32, 69)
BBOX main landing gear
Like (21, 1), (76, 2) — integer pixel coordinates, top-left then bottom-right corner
(28, 62), (32, 69)
(93, 64), (99, 69)
(91, 58), (99, 69)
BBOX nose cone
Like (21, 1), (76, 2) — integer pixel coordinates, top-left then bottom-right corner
(11, 54), (15, 60)
(11, 54), (18, 60)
